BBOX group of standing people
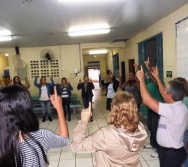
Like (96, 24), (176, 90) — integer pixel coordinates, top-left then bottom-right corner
(1, 63), (188, 166)
(34, 76), (73, 122)
(34, 75), (95, 122)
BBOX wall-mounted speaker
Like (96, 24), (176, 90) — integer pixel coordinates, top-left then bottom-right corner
(15, 46), (20, 55)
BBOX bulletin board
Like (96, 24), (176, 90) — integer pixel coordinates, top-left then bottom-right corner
(176, 17), (188, 79)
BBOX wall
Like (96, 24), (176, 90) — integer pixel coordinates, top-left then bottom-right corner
(0, 55), (9, 80)
(0, 42), (125, 97)
(0, 45), (82, 96)
(124, 3), (188, 83)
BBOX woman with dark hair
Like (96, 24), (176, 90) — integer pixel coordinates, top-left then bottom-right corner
(9, 76), (30, 89)
(119, 71), (141, 112)
(77, 75), (95, 122)
(101, 72), (119, 111)
(71, 91), (147, 166)
(0, 85), (69, 167)
(34, 76), (54, 122)
(60, 77), (73, 121)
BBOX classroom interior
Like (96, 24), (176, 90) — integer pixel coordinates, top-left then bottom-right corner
(0, 1), (188, 167)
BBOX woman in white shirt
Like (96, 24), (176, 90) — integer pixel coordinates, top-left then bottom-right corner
(34, 76), (54, 122)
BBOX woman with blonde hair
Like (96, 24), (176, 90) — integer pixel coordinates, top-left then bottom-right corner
(71, 91), (147, 167)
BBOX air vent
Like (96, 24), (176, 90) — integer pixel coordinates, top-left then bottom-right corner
(112, 39), (128, 43)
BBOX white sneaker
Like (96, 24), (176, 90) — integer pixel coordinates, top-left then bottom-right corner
(151, 152), (158, 158)
(144, 144), (153, 149)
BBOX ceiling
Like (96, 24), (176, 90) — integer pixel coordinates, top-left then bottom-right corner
(0, 0), (187, 48)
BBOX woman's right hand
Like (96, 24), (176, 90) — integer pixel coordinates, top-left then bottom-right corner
(50, 86), (62, 111)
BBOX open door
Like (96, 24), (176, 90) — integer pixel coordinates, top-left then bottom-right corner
(129, 59), (135, 74)
(121, 61), (126, 83)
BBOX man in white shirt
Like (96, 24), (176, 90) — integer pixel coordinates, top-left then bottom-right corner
(136, 66), (188, 167)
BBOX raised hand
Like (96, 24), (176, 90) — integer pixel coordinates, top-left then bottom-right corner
(133, 62), (139, 72)
(89, 78), (92, 82)
(151, 66), (159, 79)
(136, 66), (145, 81)
(144, 57), (150, 68)
(25, 78), (29, 82)
(81, 102), (92, 123)
(50, 86), (63, 111)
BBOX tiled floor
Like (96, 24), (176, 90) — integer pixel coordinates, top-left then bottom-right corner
(38, 87), (160, 167)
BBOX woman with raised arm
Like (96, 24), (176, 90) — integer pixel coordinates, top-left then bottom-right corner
(101, 71), (119, 111)
(0, 85), (69, 167)
(34, 76), (54, 122)
(9, 76), (30, 89)
(71, 91), (147, 167)
(60, 77), (73, 121)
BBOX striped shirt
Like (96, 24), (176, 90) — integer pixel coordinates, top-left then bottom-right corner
(19, 129), (69, 167)
(61, 87), (69, 98)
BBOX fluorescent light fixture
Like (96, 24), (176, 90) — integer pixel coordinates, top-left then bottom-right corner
(0, 30), (11, 36)
(89, 50), (108, 54)
(58, 0), (125, 2)
(0, 36), (12, 41)
(68, 24), (110, 36)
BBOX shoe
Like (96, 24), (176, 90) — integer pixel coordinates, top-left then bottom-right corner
(68, 116), (71, 121)
(151, 152), (158, 158)
(48, 116), (52, 122)
(144, 144), (153, 149)
(42, 117), (46, 122)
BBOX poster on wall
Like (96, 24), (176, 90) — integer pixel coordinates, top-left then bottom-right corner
(176, 17), (188, 80)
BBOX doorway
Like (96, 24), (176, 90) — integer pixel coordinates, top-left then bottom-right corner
(138, 33), (163, 79)
(121, 61), (126, 83)
(88, 61), (100, 89)
(129, 59), (135, 74)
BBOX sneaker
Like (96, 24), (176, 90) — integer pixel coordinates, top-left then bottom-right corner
(151, 152), (159, 158)
(144, 144), (153, 149)
(48, 116), (52, 122)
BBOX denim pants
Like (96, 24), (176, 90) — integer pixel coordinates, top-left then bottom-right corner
(159, 146), (186, 167)
(82, 96), (92, 109)
(62, 97), (71, 119)
(182, 130), (188, 167)
(147, 110), (159, 149)
(40, 100), (51, 117)
(106, 98), (112, 111)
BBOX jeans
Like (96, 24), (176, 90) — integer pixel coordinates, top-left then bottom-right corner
(182, 130), (188, 167)
(40, 100), (51, 117)
(106, 98), (112, 111)
(159, 146), (186, 167)
(62, 98), (71, 119)
(147, 110), (159, 149)
(82, 96), (92, 108)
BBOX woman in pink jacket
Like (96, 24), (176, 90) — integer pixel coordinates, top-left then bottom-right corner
(71, 91), (147, 167)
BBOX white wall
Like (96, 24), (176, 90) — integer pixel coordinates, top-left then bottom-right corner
(123, 3), (188, 83)
(0, 42), (125, 97)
